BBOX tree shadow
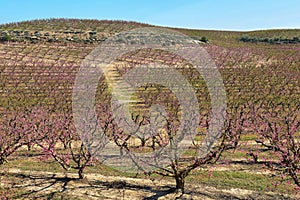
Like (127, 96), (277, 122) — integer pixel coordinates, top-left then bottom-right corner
(7, 172), (179, 199)
(218, 159), (280, 167)
(4, 171), (296, 200)
(143, 187), (176, 200)
(9, 172), (76, 199)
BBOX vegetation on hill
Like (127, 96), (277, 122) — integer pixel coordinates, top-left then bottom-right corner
(239, 36), (300, 44)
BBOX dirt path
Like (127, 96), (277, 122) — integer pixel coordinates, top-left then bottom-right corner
(0, 168), (297, 200)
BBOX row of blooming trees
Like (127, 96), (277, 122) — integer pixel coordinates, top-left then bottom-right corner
(0, 106), (93, 179)
(1, 98), (298, 192)
(0, 43), (299, 194)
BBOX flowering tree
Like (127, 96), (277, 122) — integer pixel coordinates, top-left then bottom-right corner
(250, 100), (300, 186)
(148, 104), (247, 193)
(32, 107), (93, 179)
(0, 109), (28, 164)
(109, 91), (248, 193)
(0, 107), (46, 164)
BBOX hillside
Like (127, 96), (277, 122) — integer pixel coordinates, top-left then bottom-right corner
(1, 18), (300, 46)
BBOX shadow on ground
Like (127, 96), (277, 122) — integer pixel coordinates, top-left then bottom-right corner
(1, 171), (296, 200)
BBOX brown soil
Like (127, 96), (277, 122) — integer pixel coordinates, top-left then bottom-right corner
(0, 168), (297, 200)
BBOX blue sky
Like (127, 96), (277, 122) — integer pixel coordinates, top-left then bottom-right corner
(0, 0), (299, 31)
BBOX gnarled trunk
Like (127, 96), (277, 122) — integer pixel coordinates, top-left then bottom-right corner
(78, 167), (84, 179)
(175, 174), (185, 194)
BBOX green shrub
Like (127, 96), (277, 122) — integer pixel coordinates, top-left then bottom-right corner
(200, 36), (208, 43)
(0, 35), (12, 42)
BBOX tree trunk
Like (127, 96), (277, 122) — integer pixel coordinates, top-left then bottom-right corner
(151, 136), (156, 150)
(175, 174), (185, 194)
(290, 170), (299, 186)
(78, 168), (84, 179)
(0, 157), (5, 165)
(27, 143), (31, 151)
(141, 139), (146, 147)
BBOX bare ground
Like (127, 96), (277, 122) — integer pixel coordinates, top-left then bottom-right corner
(0, 168), (297, 200)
